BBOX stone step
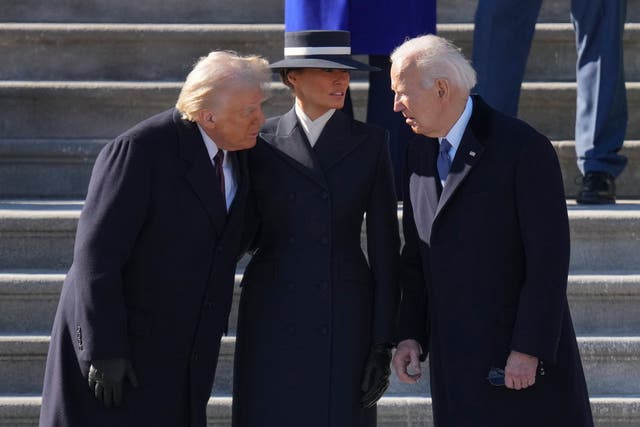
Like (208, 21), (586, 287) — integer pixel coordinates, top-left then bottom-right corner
(1, 270), (638, 336)
(1, 271), (639, 336)
(1, 0), (284, 24)
(0, 23), (638, 82)
(0, 139), (105, 199)
(2, 201), (639, 272)
(3, 0), (639, 24)
(1, 395), (638, 427)
(2, 139), (639, 199)
(1, 81), (639, 141)
(1, 335), (639, 397)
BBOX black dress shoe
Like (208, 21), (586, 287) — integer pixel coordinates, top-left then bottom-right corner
(576, 171), (616, 204)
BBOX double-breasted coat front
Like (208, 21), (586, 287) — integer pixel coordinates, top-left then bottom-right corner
(232, 109), (400, 427)
(40, 109), (249, 427)
(397, 96), (593, 426)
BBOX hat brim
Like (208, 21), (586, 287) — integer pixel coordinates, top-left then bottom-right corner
(269, 56), (379, 72)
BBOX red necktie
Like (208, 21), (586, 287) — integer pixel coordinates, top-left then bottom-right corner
(213, 150), (226, 210)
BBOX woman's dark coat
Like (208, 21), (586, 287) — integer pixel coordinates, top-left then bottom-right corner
(232, 109), (400, 427)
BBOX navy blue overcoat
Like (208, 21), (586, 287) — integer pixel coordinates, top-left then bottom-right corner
(232, 109), (400, 426)
(285, 0), (436, 54)
(40, 109), (249, 427)
(397, 97), (593, 426)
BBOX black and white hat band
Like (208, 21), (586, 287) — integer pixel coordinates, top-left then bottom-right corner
(269, 30), (378, 71)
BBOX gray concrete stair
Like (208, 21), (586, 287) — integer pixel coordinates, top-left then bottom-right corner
(2, 271), (638, 336)
(1, 81), (639, 141)
(1, 0), (284, 24)
(2, 335), (639, 397)
(1, 23), (638, 82)
(2, 395), (638, 427)
(2, 139), (639, 199)
(3, 201), (639, 272)
(3, 0), (639, 25)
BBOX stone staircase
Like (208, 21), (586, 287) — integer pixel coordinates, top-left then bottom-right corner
(1, 1), (639, 426)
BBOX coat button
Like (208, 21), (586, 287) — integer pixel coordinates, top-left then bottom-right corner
(287, 281), (296, 291)
(321, 191), (329, 200)
(286, 323), (296, 335)
(319, 325), (328, 336)
(320, 236), (329, 245)
(289, 236), (295, 244)
(288, 193), (296, 201)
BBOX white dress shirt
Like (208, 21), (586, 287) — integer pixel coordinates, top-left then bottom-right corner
(197, 125), (237, 210)
(295, 103), (336, 147)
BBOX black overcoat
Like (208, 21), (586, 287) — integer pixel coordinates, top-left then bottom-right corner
(232, 109), (400, 427)
(39, 109), (249, 427)
(397, 96), (593, 426)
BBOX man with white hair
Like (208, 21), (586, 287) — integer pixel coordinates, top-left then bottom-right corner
(390, 34), (593, 426)
(40, 51), (269, 427)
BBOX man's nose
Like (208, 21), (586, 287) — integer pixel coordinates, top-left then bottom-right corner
(393, 98), (403, 112)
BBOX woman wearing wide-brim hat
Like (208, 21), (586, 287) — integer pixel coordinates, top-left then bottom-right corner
(232, 30), (400, 427)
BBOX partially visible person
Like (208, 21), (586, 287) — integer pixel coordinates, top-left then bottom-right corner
(39, 51), (270, 427)
(473, 0), (628, 204)
(286, 0), (436, 198)
(232, 30), (400, 427)
(390, 34), (593, 426)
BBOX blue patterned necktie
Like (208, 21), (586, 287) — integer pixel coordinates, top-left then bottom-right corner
(437, 138), (452, 181)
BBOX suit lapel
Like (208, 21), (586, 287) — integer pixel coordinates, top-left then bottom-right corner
(174, 110), (227, 235)
(260, 109), (327, 188)
(313, 110), (367, 172)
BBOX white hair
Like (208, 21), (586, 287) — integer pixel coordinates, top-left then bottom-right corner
(390, 34), (476, 91)
(176, 51), (270, 121)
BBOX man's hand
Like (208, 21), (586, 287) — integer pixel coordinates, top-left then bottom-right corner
(504, 350), (538, 390)
(391, 339), (423, 383)
(360, 343), (393, 408)
(88, 358), (139, 408)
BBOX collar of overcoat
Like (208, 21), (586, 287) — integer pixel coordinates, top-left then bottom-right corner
(173, 109), (246, 236)
(259, 108), (368, 189)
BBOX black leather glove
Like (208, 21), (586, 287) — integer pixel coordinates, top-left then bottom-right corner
(88, 358), (139, 408)
(360, 343), (393, 408)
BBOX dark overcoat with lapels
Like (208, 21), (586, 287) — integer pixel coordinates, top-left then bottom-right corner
(232, 108), (400, 427)
(40, 108), (249, 427)
(396, 96), (593, 426)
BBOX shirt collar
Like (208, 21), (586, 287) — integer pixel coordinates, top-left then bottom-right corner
(295, 103), (336, 146)
(439, 96), (473, 159)
(197, 124), (226, 165)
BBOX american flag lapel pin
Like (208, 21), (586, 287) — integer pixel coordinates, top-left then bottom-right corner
(469, 151), (476, 157)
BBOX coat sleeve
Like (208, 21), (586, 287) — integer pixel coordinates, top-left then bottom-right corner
(395, 142), (429, 353)
(365, 131), (400, 345)
(72, 137), (152, 362)
(510, 134), (570, 364)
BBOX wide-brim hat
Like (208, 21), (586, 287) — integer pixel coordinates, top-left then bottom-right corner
(269, 30), (379, 71)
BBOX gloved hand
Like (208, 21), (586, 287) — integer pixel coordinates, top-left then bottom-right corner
(88, 358), (139, 408)
(360, 343), (393, 408)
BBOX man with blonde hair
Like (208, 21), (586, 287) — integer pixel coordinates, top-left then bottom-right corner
(390, 34), (593, 426)
(40, 51), (269, 427)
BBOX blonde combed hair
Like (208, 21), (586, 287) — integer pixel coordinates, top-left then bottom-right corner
(176, 51), (271, 121)
(391, 34), (477, 92)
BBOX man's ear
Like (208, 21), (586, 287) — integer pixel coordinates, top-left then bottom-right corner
(435, 78), (449, 99)
(198, 109), (216, 127)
